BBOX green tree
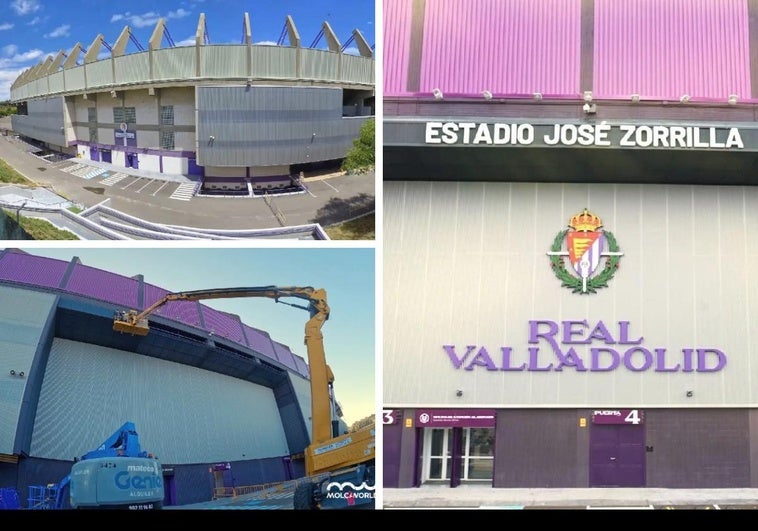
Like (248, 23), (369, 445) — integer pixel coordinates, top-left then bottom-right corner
(342, 118), (375, 174)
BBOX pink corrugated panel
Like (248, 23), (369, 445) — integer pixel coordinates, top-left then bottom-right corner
(384, 0), (414, 95)
(594, 0), (750, 100)
(418, 0), (582, 96)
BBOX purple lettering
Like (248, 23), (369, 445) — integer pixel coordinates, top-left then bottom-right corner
(500, 347), (527, 371)
(591, 348), (619, 371)
(464, 347), (498, 371)
(562, 320), (589, 344)
(443, 345), (475, 369)
(554, 347), (588, 371)
(528, 320), (561, 353)
(696, 349), (727, 372)
(528, 347), (553, 371)
(654, 348), (680, 372)
(682, 348), (695, 372)
(618, 321), (643, 344)
(623, 347), (653, 371)
(587, 321), (615, 344)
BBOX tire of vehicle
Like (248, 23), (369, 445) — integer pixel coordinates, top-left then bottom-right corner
(293, 481), (316, 510)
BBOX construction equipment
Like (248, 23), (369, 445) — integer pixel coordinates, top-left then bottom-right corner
(28, 422), (163, 510)
(113, 286), (375, 510)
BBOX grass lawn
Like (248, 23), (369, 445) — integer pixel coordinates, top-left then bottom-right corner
(0, 157), (35, 185)
(325, 212), (375, 240)
(2, 210), (80, 240)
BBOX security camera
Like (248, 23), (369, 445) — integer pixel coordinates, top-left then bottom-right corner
(583, 103), (597, 114)
(432, 88), (443, 100)
(482, 90), (493, 100)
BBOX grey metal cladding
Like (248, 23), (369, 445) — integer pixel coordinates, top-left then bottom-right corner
(10, 97), (65, 146)
(196, 86), (369, 167)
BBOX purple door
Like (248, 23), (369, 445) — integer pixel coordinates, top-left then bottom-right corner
(89, 147), (99, 161)
(162, 475), (176, 507)
(383, 410), (403, 488)
(187, 157), (204, 177)
(101, 150), (112, 163)
(126, 152), (139, 169)
(589, 423), (646, 487)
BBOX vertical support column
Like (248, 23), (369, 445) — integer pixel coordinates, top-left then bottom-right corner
(406, 0), (426, 93)
(749, 0), (758, 99)
(580, 0), (595, 94)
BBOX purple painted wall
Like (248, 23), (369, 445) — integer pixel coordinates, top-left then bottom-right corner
(0, 250), (308, 379)
(200, 305), (246, 344)
(383, 0), (413, 96)
(594, 0), (750, 100)
(385, 0), (582, 97)
(64, 263), (139, 308)
(0, 252), (68, 289)
(384, 0), (751, 101)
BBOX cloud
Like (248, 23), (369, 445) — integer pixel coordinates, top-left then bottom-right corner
(44, 24), (71, 39)
(0, 23), (14, 31)
(174, 36), (197, 47)
(0, 68), (26, 100)
(254, 41), (278, 46)
(0, 47), (50, 101)
(343, 47), (360, 56)
(27, 16), (42, 26)
(10, 0), (40, 15)
(110, 9), (192, 29)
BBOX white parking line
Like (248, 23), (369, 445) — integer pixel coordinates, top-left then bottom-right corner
(121, 177), (143, 190)
(323, 180), (339, 192)
(135, 179), (155, 193)
(152, 181), (169, 196)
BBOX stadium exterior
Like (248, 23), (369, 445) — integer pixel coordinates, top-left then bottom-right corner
(383, 0), (758, 490)
(8, 13), (374, 194)
(0, 248), (345, 507)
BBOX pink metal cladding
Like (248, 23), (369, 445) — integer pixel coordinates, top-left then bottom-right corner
(383, 0), (413, 96)
(384, 0), (582, 97)
(594, 0), (750, 100)
(384, 0), (752, 101)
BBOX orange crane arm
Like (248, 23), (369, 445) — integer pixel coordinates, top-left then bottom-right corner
(113, 285), (335, 448)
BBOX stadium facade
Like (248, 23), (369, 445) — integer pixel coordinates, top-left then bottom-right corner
(383, 0), (758, 490)
(0, 248), (345, 507)
(8, 13), (374, 194)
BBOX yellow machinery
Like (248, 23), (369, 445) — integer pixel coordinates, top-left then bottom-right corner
(112, 286), (375, 508)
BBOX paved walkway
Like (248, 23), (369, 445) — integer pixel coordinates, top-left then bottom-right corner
(381, 485), (758, 509)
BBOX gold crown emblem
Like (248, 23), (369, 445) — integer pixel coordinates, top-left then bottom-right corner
(569, 208), (603, 232)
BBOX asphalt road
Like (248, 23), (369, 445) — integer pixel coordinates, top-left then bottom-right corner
(0, 124), (375, 234)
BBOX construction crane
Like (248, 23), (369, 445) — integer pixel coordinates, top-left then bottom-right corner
(113, 285), (375, 509)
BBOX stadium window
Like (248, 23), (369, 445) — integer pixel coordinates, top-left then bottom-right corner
(89, 127), (98, 143)
(87, 107), (97, 123)
(123, 107), (136, 124)
(113, 107), (123, 124)
(160, 105), (174, 126)
(160, 131), (175, 150)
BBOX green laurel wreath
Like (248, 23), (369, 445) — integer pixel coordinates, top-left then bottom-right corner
(549, 229), (621, 294)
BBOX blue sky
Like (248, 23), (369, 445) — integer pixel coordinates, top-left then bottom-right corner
(0, 0), (376, 100)
(16, 245), (376, 426)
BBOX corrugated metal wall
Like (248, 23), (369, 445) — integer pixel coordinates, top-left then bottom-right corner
(594, 0), (751, 100)
(384, 0), (752, 100)
(153, 47), (195, 81)
(31, 338), (290, 464)
(10, 97), (65, 147)
(196, 86), (369, 167)
(0, 286), (56, 455)
(290, 374), (314, 442)
(415, 0), (582, 96)
(383, 0), (413, 96)
(384, 181), (758, 407)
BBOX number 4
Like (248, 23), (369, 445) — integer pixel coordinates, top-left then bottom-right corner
(624, 409), (641, 425)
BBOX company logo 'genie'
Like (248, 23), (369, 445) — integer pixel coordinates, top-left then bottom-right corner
(115, 471), (163, 490)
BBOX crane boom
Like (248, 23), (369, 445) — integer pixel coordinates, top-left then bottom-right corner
(113, 285), (336, 447)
